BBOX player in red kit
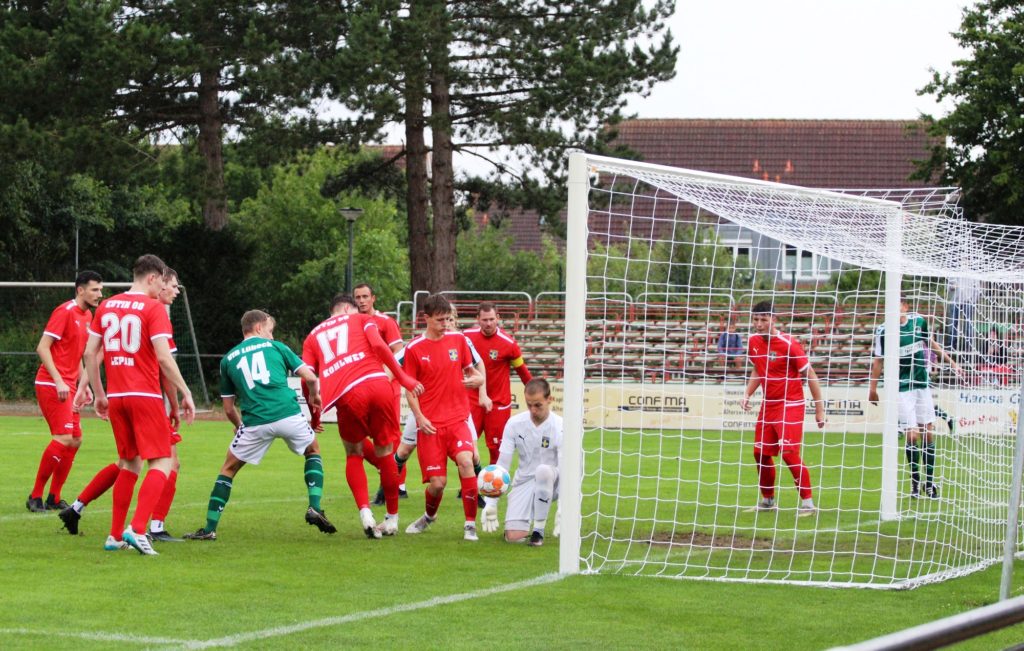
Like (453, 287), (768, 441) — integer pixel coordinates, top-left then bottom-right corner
(463, 301), (532, 465)
(83, 254), (195, 554)
(302, 294), (422, 538)
(402, 294), (485, 541)
(740, 301), (825, 514)
(26, 270), (103, 512)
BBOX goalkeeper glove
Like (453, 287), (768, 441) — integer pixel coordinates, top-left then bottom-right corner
(481, 505), (499, 533)
(552, 510), (561, 538)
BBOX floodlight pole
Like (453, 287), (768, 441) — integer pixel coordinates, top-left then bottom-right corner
(339, 207), (363, 295)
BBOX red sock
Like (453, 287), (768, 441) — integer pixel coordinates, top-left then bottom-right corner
(379, 453), (400, 515)
(782, 450), (813, 500)
(459, 475), (479, 521)
(151, 470), (178, 522)
(110, 468), (138, 538)
(424, 488), (443, 518)
(30, 440), (65, 499)
(345, 455), (370, 509)
(754, 451), (776, 499)
(49, 445), (78, 502)
(487, 445), (500, 466)
(130, 468), (168, 533)
(79, 463), (120, 505)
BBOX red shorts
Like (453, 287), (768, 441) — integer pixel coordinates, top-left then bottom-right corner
(416, 420), (475, 483)
(335, 378), (400, 448)
(109, 396), (172, 461)
(168, 415), (182, 445)
(755, 402), (806, 456)
(35, 384), (82, 438)
(470, 403), (513, 449)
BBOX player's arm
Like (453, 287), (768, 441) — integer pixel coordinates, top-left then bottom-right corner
(868, 358), (883, 405)
(801, 364), (826, 429)
(740, 366), (761, 411)
(405, 389), (435, 434)
(154, 337), (195, 425)
(35, 334), (70, 400)
(161, 372), (181, 430)
(300, 337), (322, 430)
(366, 324), (423, 395)
(511, 356), (532, 384)
(295, 364), (321, 414)
(83, 333), (108, 419)
(222, 396), (242, 430)
(929, 337), (962, 377)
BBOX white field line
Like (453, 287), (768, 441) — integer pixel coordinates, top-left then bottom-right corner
(0, 497), (299, 524)
(175, 572), (565, 650)
(0, 628), (193, 646)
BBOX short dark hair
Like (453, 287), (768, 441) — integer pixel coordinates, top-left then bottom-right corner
(751, 300), (774, 315)
(240, 309), (272, 334)
(420, 293), (452, 317)
(163, 267), (178, 281)
(74, 270), (102, 288)
(330, 293), (356, 312)
(353, 283), (374, 296)
(524, 377), (551, 399)
(477, 301), (497, 316)
(132, 254), (166, 280)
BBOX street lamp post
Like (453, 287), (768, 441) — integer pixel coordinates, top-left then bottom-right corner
(339, 207), (363, 294)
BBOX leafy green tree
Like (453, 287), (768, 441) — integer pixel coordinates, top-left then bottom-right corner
(456, 224), (563, 296)
(918, 0), (1024, 226)
(331, 0), (678, 293)
(234, 148), (409, 344)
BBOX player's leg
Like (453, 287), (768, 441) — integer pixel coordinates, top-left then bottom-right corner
(406, 431), (446, 534)
(59, 458), (122, 535)
(149, 419), (182, 541)
(272, 413), (335, 534)
(365, 385), (402, 531)
(779, 403), (814, 512)
(184, 451), (246, 541)
(503, 477), (533, 543)
(528, 463), (558, 546)
(373, 441), (400, 535)
(917, 390), (939, 498)
(452, 421), (480, 541)
(394, 412), (418, 496)
(483, 407), (512, 466)
(899, 391), (922, 497)
(46, 410), (83, 509)
(752, 413), (777, 508)
(105, 398), (141, 550)
(123, 400), (174, 554)
(29, 385), (75, 511)
(456, 416), (486, 507)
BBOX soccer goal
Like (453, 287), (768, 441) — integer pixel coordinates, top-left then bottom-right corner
(0, 282), (211, 408)
(559, 152), (1024, 589)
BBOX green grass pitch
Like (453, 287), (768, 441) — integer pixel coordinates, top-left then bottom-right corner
(1, 414), (1023, 649)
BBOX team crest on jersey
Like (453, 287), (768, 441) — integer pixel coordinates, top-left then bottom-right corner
(541, 436), (550, 448)
(768, 352), (778, 361)
(489, 349), (498, 360)
(448, 348), (458, 361)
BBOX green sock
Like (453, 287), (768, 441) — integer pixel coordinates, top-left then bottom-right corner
(924, 443), (936, 485)
(304, 454), (324, 511)
(394, 452), (407, 473)
(205, 475), (233, 532)
(905, 444), (920, 487)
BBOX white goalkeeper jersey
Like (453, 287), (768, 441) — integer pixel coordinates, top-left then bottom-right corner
(497, 411), (563, 486)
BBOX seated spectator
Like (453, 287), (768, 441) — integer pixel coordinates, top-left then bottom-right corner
(983, 327), (1008, 366)
(717, 321), (745, 369)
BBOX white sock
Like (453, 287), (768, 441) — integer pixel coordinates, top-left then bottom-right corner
(801, 498), (815, 508)
(398, 483), (407, 491)
(72, 499), (85, 514)
(150, 519), (165, 533)
(533, 519), (546, 533)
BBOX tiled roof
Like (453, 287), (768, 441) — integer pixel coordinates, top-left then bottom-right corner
(496, 119), (941, 250)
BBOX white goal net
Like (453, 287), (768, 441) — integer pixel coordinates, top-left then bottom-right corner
(559, 153), (1024, 588)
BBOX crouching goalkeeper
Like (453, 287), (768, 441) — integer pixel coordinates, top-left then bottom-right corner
(482, 378), (563, 546)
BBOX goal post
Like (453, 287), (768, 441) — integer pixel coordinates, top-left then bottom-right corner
(560, 152), (1024, 588)
(0, 282), (210, 408)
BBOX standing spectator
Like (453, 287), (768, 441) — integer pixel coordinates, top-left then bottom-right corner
(716, 320), (745, 370)
(27, 270), (103, 512)
(946, 276), (981, 358)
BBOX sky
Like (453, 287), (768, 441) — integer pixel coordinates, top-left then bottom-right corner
(627, 0), (969, 120)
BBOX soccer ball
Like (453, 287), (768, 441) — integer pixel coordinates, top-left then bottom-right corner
(477, 464), (511, 498)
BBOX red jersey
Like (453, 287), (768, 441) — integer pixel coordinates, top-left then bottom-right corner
(463, 326), (528, 407)
(89, 291), (173, 399)
(748, 332), (810, 403)
(302, 312), (389, 412)
(35, 300), (92, 387)
(369, 310), (403, 349)
(404, 332), (473, 427)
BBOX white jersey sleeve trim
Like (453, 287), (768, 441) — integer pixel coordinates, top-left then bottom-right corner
(42, 330), (62, 340)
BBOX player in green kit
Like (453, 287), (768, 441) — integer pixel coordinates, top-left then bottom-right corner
(868, 296), (961, 499)
(184, 310), (336, 540)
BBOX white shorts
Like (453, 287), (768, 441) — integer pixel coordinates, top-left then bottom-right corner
(505, 471), (560, 531)
(400, 413), (477, 447)
(229, 414), (315, 465)
(898, 388), (935, 429)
